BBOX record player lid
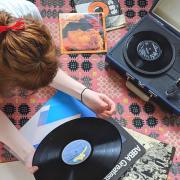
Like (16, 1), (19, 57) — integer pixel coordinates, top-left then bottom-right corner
(151, 0), (180, 34)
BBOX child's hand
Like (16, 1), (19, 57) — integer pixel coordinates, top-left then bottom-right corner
(26, 165), (38, 174)
(82, 89), (116, 118)
(24, 150), (38, 174)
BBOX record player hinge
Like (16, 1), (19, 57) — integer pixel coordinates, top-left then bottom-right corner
(148, 90), (157, 98)
(126, 73), (135, 80)
(154, 19), (164, 26)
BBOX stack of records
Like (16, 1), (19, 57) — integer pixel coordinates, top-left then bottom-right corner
(122, 128), (175, 180)
(32, 117), (146, 180)
(18, 91), (175, 180)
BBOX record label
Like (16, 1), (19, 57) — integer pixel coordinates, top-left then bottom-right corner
(137, 40), (162, 61)
(61, 139), (92, 165)
(88, 2), (110, 16)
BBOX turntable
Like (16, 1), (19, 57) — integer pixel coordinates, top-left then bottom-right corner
(106, 0), (180, 114)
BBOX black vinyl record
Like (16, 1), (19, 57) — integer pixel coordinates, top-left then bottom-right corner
(33, 117), (122, 180)
(123, 31), (175, 75)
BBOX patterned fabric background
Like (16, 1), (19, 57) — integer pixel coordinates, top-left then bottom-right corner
(0, 0), (179, 179)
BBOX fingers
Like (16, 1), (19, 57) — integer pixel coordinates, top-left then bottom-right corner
(33, 166), (39, 173)
(97, 104), (116, 119)
(97, 113), (110, 119)
(100, 94), (116, 114)
(99, 100), (109, 110)
(97, 110), (114, 119)
(28, 166), (39, 174)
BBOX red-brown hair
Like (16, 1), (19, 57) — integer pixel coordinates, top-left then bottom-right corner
(0, 11), (58, 95)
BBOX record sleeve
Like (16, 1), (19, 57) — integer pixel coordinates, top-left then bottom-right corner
(20, 90), (175, 180)
(73, 0), (126, 31)
(33, 117), (146, 180)
(121, 128), (176, 180)
(20, 91), (96, 147)
(59, 13), (107, 54)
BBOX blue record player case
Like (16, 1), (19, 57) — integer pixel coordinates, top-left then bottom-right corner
(106, 0), (180, 114)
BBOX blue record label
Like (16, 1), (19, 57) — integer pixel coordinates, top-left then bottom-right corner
(61, 139), (92, 165)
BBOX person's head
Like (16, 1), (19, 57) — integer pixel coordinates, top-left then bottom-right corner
(0, 11), (58, 96)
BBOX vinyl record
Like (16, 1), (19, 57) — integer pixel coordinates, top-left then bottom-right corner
(33, 117), (122, 180)
(123, 31), (175, 75)
(88, 2), (109, 16)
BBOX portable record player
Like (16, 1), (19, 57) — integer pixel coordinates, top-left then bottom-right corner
(106, 0), (180, 114)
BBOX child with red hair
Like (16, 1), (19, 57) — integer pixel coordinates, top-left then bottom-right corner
(0, 0), (115, 173)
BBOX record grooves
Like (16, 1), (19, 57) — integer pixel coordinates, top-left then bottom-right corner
(33, 118), (122, 180)
(123, 31), (175, 75)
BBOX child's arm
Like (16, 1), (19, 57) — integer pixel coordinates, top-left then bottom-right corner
(50, 68), (116, 118)
(50, 68), (86, 100)
(0, 110), (35, 164)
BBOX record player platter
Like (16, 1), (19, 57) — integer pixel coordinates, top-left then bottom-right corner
(123, 31), (175, 75)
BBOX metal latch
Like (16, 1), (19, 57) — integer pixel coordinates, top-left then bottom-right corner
(126, 80), (150, 102)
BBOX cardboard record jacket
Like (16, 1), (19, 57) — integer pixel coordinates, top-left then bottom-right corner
(74, 0), (126, 31)
(33, 117), (145, 180)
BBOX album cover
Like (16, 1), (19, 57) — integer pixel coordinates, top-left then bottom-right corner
(1, 127), (173, 180)
(122, 128), (176, 180)
(19, 90), (174, 180)
(0, 91), (95, 180)
(59, 13), (107, 54)
(20, 91), (96, 147)
(20, 91), (145, 180)
(32, 117), (146, 180)
(73, 0), (126, 31)
(102, 120), (146, 180)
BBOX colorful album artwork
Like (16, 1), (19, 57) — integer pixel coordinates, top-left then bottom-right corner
(59, 13), (107, 54)
(122, 128), (176, 180)
(73, 0), (126, 31)
(19, 90), (175, 180)
(20, 91), (96, 147)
